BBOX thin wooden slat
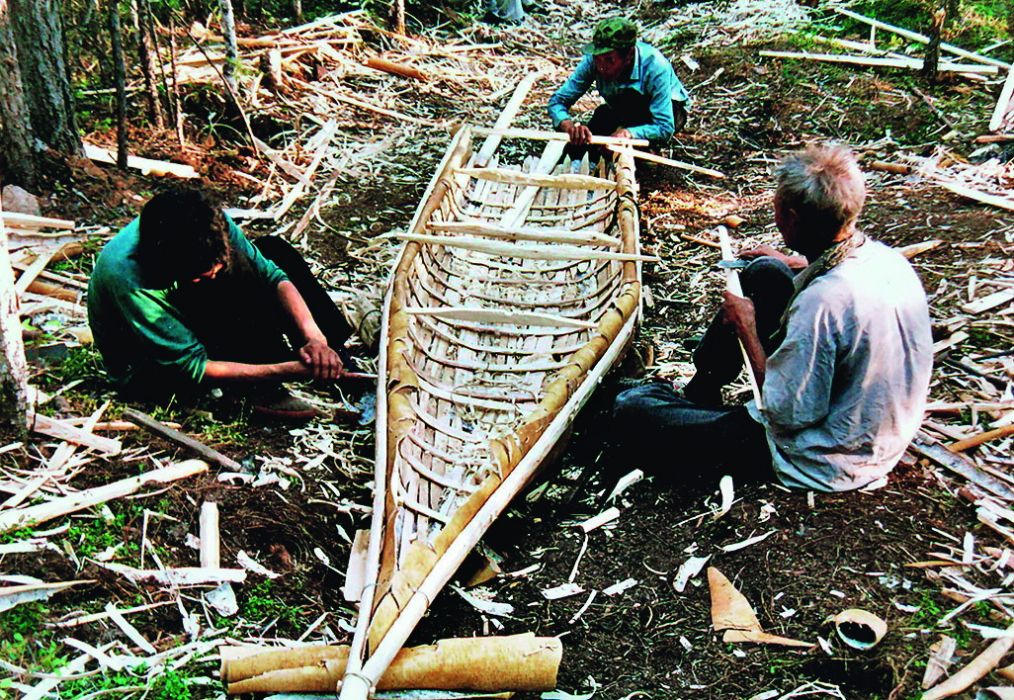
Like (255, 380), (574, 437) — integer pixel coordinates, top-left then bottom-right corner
(606, 146), (726, 179)
(473, 72), (541, 167)
(403, 307), (596, 330)
(717, 226), (764, 408)
(2, 212), (76, 230)
(428, 221), (620, 248)
(397, 233), (656, 263)
(455, 167), (618, 190)
(499, 141), (569, 228)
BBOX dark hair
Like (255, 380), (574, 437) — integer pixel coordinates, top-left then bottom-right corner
(137, 188), (231, 286)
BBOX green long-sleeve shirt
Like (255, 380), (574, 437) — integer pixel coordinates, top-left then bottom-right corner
(87, 215), (288, 395)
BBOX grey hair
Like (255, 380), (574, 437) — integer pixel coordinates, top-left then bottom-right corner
(776, 145), (866, 237)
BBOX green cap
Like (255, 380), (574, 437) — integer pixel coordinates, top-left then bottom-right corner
(583, 17), (638, 55)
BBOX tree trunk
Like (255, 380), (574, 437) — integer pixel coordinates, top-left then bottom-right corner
(923, 6), (946, 83)
(137, 0), (166, 129)
(10, 0), (82, 156)
(109, 0), (128, 169)
(0, 198), (29, 442)
(292, 0), (302, 23)
(0, 0), (37, 187)
(168, 15), (186, 145)
(391, 0), (405, 35)
(219, 0), (238, 95)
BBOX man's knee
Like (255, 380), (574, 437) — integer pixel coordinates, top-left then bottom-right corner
(741, 256), (795, 295)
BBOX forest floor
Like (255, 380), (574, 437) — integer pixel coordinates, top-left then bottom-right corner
(3, 1), (1014, 700)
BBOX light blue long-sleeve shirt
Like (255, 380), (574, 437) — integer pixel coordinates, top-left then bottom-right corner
(547, 41), (691, 142)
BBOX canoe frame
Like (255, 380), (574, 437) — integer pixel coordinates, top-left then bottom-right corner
(339, 125), (641, 699)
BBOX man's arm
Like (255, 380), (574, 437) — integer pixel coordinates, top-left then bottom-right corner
(548, 57), (595, 130)
(722, 291), (767, 388)
(203, 359), (310, 383)
(275, 280), (343, 380)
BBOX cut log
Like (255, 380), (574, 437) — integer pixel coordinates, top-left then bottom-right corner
(220, 634), (562, 693)
(0, 460), (208, 533)
(122, 408), (241, 470)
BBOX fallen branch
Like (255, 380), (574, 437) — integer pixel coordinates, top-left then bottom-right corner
(759, 50), (998, 74)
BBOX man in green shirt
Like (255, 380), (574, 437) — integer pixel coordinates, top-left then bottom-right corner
(88, 188), (356, 418)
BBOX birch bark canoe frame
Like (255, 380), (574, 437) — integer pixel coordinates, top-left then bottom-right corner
(337, 125), (642, 699)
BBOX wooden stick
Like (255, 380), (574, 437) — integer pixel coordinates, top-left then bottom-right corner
(402, 307), (597, 330)
(897, 239), (943, 259)
(833, 7), (1011, 69)
(868, 160), (912, 175)
(606, 146), (726, 179)
(912, 433), (1014, 501)
(199, 502), (221, 568)
(396, 233), (655, 262)
(29, 413), (121, 454)
(990, 65), (1014, 132)
(716, 226), (763, 408)
(0, 460), (208, 533)
(2, 212), (76, 230)
(122, 408), (242, 470)
(13, 249), (59, 298)
(939, 181), (1014, 212)
(82, 142), (198, 178)
(922, 623), (1014, 699)
(428, 221), (620, 247)
(949, 425), (1014, 453)
(362, 55), (428, 81)
(961, 289), (1014, 315)
(474, 126), (649, 148)
(474, 72), (541, 168)
(759, 50), (998, 74)
(455, 167), (617, 190)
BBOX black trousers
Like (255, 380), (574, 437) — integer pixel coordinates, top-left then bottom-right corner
(608, 257), (796, 487)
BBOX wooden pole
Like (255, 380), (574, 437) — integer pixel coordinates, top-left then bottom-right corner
(220, 0), (239, 95)
(474, 72), (542, 168)
(716, 226), (763, 408)
(0, 196), (28, 440)
(606, 145), (726, 179)
(122, 408), (242, 470)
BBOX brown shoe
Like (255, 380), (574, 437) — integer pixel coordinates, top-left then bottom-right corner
(251, 390), (321, 421)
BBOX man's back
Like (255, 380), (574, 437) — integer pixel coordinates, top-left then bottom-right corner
(755, 240), (933, 491)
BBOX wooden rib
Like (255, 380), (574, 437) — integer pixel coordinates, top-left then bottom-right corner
(397, 443), (478, 493)
(428, 220), (620, 248)
(403, 306), (596, 330)
(455, 167), (617, 190)
(409, 400), (485, 442)
(407, 324), (565, 372)
(420, 241), (611, 286)
(413, 372), (532, 413)
(408, 306), (588, 355)
(398, 233), (655, 263)
(391, 471), (451, 524)
(415, 253), (620, 309)
(500, 141), (568, 228)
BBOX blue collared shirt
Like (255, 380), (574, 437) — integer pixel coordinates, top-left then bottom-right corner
(547, 41), (691, 142)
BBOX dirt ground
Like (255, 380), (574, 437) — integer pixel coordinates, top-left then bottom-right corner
(3, 1), (1014, 699)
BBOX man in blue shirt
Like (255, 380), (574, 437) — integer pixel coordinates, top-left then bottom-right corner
(548, 18), (691, 146)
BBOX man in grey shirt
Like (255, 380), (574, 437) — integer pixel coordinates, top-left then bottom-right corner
(611, 145), (933, 492)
